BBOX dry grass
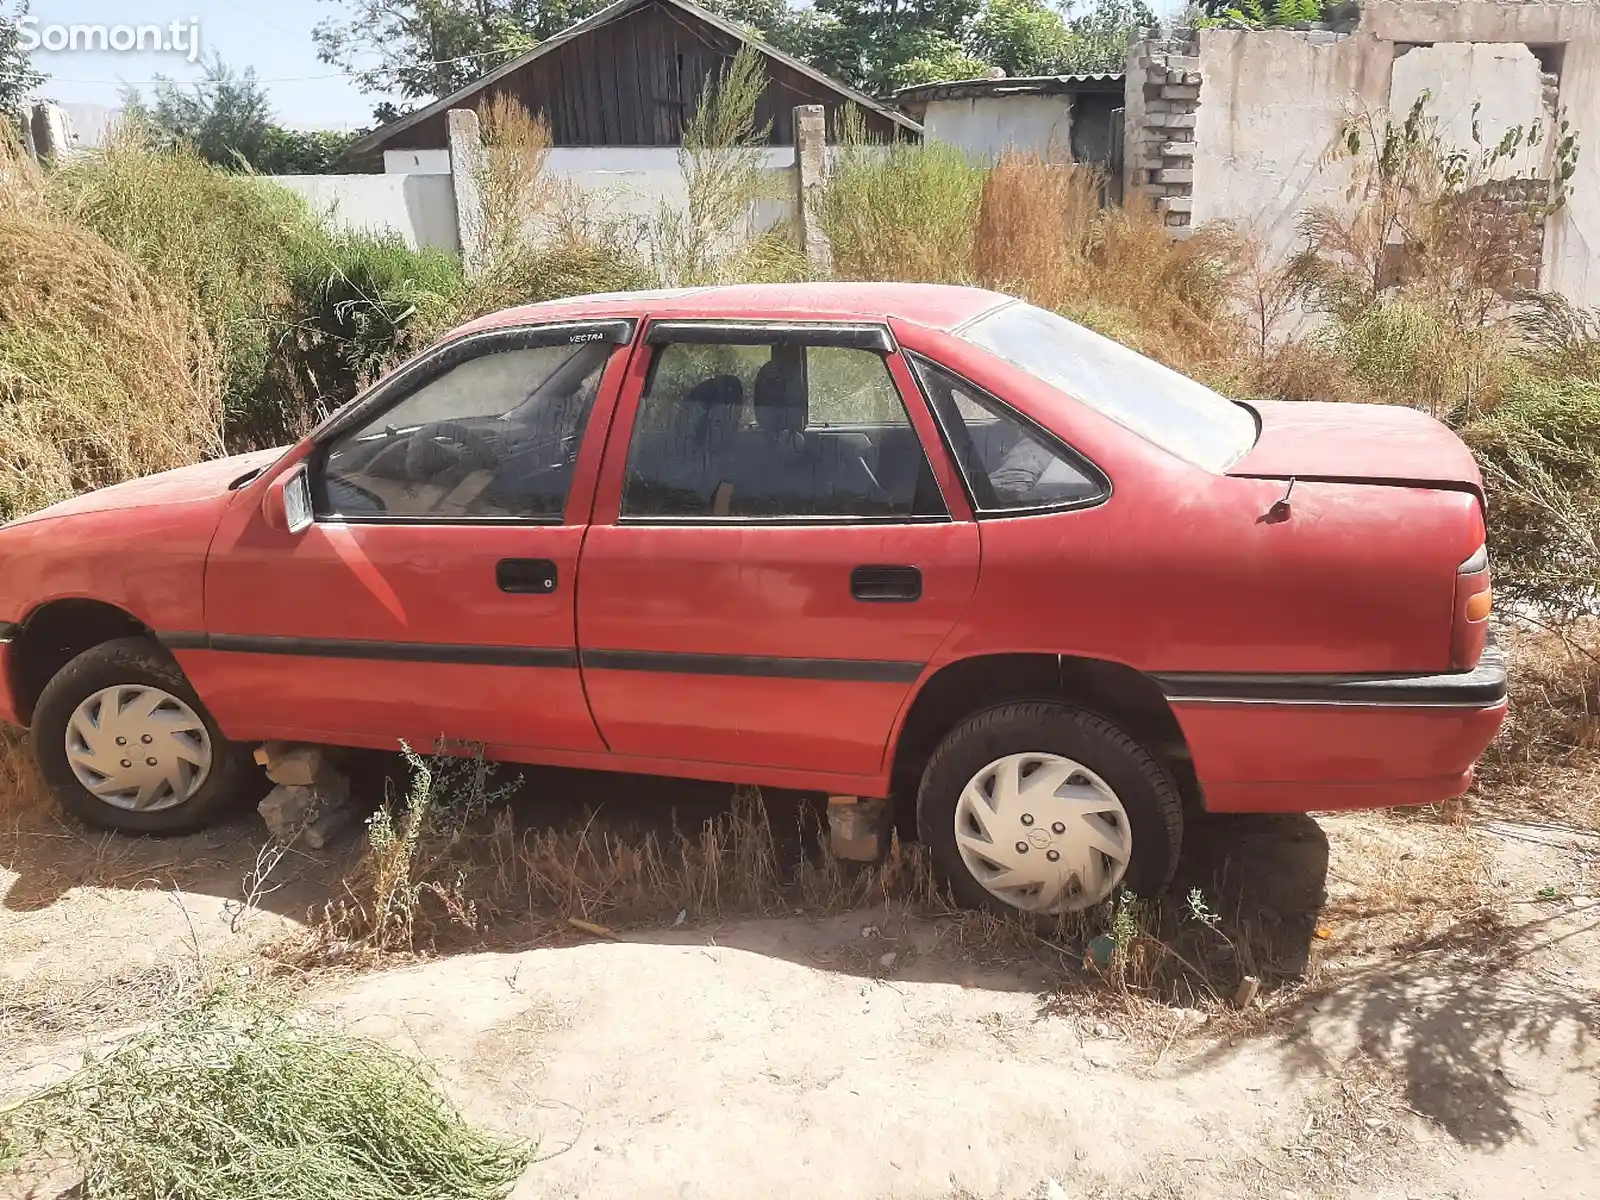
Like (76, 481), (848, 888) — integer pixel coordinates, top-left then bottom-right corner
(0, 140), (222, 521)
(0, 993), (531, 1200)
(1472, 622), (1600, 830)
(970, 152), (1240, 378)
(0, 730), (47, 828)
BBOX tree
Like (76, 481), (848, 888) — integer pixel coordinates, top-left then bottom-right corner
(797, 0), (1152, 94)
(313, 0), (608, 121)
(1059, 0), (1155, 73)
(121, 54), (359, 174)
(801, 0), (986, 93)
(972, 0), (1069, 78)
(1, 0), (43, 125)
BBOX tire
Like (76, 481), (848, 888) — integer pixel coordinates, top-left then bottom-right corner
(31, 637), (254, 835)
(916, 701), (1183, 915)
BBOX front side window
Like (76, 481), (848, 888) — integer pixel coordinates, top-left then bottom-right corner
(318, 339), (612, 520)
(960, 301), (1257, 472)
(915, 358), (1106, 512)
(621, 341), (946, 520)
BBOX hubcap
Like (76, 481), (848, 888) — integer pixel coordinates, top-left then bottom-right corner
(953, 752), (1133, 913)
(64, 685), (213, 813)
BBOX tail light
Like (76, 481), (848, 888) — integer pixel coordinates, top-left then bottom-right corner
(1452, 545), (1491, 670)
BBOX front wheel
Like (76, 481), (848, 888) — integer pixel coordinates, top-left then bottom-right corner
(916, 702), (1184, 915)
(31, 637), (253, 835)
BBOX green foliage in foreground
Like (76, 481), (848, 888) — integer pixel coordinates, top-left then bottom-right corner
(0, 994), (531, 1200)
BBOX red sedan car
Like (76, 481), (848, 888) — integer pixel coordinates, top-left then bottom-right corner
(0, 284), (1505, 914)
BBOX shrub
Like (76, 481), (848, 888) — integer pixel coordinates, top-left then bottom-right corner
(821, 131), (986, 284)
(0, 141), (221, 522)
(1461, 374), (1600, 622)
(50, 130), (318, 442)
(261, 232), (464, 441)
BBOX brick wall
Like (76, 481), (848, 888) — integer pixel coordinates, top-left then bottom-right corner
(1127, 34), (1202, 235)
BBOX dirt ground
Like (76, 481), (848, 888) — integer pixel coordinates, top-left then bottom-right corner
(2, 760), (1597, 1199)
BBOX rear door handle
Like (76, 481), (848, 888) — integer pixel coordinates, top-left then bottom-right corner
(497, 558), (558, 594)
(851, 564), (922, 603)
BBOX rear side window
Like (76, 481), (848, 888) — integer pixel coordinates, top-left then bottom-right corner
(914, 357), (1106, 513)
(621, 342), (947, 520)
(960, 302), (1257, 472)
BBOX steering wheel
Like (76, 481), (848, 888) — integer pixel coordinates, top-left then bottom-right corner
(403, 421), (501, 483)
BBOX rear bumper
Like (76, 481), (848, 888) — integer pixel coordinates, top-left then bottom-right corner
(1165, 645), (1508, 814)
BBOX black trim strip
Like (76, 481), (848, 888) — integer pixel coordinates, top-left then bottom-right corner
(645, 320), (894, 352)
(159, 633), (922, 682)
(582, 648), (924, 683)
(158, 631), (209, 651)
(162, 632), (576, 669)
(1158, 642), (1507, 707)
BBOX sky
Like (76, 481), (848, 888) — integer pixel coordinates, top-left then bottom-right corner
(24, 0), (1190, 133)
(25, 0), (379, 130)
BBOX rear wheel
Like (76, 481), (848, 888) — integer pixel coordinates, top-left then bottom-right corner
(31, 638), (252, 835)
(916, 701), (1183, 914)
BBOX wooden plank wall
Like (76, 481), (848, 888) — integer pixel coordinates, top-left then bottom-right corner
(383, 0), (906, 150)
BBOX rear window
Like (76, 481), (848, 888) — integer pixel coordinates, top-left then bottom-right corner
(960, 302), (1257, 472)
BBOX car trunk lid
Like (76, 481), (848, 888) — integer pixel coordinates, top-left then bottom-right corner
(1228, 399), (1484, 505)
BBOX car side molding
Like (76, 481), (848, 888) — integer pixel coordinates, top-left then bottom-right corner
(1156, 642), (1507, 707)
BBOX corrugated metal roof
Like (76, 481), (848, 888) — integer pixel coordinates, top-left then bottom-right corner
(893, 73), (1126, 105)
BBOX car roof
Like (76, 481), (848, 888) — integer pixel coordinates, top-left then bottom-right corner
(450, 282), (1015, 340)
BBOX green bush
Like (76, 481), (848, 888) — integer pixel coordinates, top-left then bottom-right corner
(820, 139), (986, 284)
(258, 232), (464, 444)
(1461, 374), (1600, 622)
(50, 134), (466, 450)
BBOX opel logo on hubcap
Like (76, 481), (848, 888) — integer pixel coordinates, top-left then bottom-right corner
(1028, 828), (1051, 849)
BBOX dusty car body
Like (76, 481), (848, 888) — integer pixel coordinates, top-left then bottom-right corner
(0, 283), (1505, 913)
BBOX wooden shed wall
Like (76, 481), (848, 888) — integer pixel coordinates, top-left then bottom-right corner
(381, 0), (906, 151)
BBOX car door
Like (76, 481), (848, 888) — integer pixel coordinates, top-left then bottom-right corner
(198, 320), (635, 757)
(576, 319), (981, 783)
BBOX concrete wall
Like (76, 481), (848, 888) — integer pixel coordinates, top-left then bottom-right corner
(268, 173), (461, 252)
(543, 146), (798, 228)
(922, 95), (1074, 161)
(1389, 42), (1552, 178)
(1189, 30), (1389, 265)
(1180, 1), (1600, 307)
(384, 148), (452, 175)
(274, 142), (804, 260)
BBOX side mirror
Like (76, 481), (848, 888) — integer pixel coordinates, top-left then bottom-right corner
(262, 465), (314, 535)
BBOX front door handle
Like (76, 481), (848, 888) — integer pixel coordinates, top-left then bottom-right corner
(851, 564), (922, 603)
(497, 558), (558, 594)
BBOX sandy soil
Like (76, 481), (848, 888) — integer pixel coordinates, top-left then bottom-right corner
(2, 795), (1596, 1200)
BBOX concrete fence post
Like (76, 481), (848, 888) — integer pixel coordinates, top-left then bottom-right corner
(27, 102), (69, 163)
(793, 104), (832, 274)
(447, 107), (488, 278)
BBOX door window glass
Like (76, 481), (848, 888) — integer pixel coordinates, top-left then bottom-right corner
(914, 358), (1107, 512)
(622, 342), (946, 519)
(318, 340), (612, 520)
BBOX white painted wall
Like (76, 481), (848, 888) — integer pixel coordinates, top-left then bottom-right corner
(384, 148), (452, 175)
(922, 95), (1073, 162)
(545, 146), (797, 225)
(268, 173), (461, 252)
